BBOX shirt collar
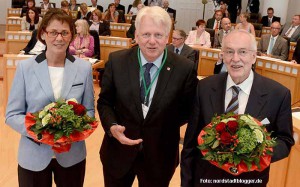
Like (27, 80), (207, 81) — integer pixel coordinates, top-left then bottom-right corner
(140, 50), (164, 69)
(35, 51), (75, 63)
(226, 70), (254, 95)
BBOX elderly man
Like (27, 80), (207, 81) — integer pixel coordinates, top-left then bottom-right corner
(162, 0), (176, 21)
(98, 6), (197, 187)
(258, 22), (288, 61)
(214, 17), (232, 48)
(167, 29), (196, 62)
(281, 15), (300, 42)
(260, 7), (281, 27)
(181, 30), (294, 187)
(207, 10), (223, 31)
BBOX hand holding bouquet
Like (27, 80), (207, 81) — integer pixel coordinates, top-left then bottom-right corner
(198, 113), (276, 175)
(25, 98), (98, 153)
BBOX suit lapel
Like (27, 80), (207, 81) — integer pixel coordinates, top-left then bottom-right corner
(146, 52), (174, 119)
(245, 73), (268, 120)
(272, 37), (280, 54)
(60, 58), (78, 99)
(33, 59), (55, 102)
(210, 74), (227, 115)
(128, 48), (144, 120)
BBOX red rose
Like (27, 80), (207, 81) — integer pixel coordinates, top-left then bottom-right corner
(227, 121), (238, 133)
(68, 101), (77, 107)
(73, 104), (86, 116)
(220, 132), (232, 145)
(215, 122), (226, 132)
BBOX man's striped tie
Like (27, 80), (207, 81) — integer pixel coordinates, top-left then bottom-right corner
(226, 86), (240, 114)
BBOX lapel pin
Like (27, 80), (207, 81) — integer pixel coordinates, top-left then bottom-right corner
(167, 67), (170, 71)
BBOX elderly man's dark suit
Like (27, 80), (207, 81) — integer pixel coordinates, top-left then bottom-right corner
(181, 72), (294, 187)
(167, 44), (196, 63)
(98, 47), (197, 185)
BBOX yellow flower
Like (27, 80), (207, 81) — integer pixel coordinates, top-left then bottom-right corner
(39, 110), (47, 119)
(254, 129), (264, 143)
(66, 98), (78, 103)
(44, 103), (56, 112)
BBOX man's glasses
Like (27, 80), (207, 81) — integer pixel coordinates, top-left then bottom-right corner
(271, 27), (280, 30)
(44, 30), (71, 38)
(223, 49), (255, 58)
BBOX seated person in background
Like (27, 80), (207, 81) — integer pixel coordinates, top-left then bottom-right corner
(206, 10), (223, 31)
(21, 0), (37, 17)
(21, 7), (42, 31)
(213, 53), (227, 74)
(77, 3), (92, 22)
(114, 0), (126, 13)
(220, 3), (230, 18)
(61, 0), (72, 17)
(126, 3), (144, 40)
(103, 3), (119, 23)
(185, 19), (211, 47)
(143, 0), (162, 7)
(167, 29), (196, 62)
(69, 0), (79, 11)
(257, 22), (288, 61)
(90, 9), (111, 36)
(20, 29), (45, 55)
(280, 15), (300, 42)
(128, 0), (142, 15)
(214, 17), (232, 48)
(261, 7), (281, 27)
(69, 20), (94, 58)
(40, 0), (54, 11)
(89, 0), (103, 12)
(162, 0), (176, 21)
(235, 12), (255, 36)
(291, 38), (300, 64)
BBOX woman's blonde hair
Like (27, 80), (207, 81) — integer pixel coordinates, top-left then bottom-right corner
(75, 19), (90, 37)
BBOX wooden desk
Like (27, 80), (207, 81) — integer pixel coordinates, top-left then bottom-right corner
(99, 36), (132, 63)
(262, 27), (271, 35)
(125, 14), (133, 24)
(7, 8), (21, 17)
(289, 42), (296, 61)
(110, 23), (131, 38)
(6, 17), (22, 31)
(255, 56), (300, 104)
(5, 31), (32, 54)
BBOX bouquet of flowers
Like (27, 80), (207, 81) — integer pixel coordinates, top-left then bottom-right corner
(25, 98), (98, 153)
(198, 113), (276, 175)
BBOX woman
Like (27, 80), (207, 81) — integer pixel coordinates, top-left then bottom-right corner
(90, 9), (111, 36)
(235, 12), (256, 36)
(69, 0), (79, 11)
(128, 0), (142, 15)
(69, 19), (94, 58)
(103, 3), (119, 23)
(185, 19), (211, 47)
(77, 3), (91, 22)
(21, 7), (42, 31)
(21, 0), (37, 17)
(61, 0), (72, 17)
(6, 8), (94, 187)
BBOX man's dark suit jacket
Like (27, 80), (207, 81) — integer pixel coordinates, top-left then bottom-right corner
(248, 0), (260, 13)
(293, 38), (300, 63)
(115, 4), (125, 13)
(98, 47), (197, 182)
(88, 5), (103, 12)
(165, 7), (176, 21)
(181, 72), (294, 187)
(206, 18), (222, 30)
(167, 44), (196, 63)
(261, 16), (281, 27)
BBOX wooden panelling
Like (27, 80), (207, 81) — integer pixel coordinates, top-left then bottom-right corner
(6, 17), (22, 31)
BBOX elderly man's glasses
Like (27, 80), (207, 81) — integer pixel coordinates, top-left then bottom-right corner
(223, 49), (255, 58)
(44, 30), (71, 38)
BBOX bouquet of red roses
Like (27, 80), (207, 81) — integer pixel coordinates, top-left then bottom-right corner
(25, 98), (98, 153)
(198, 113), (276, 175)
